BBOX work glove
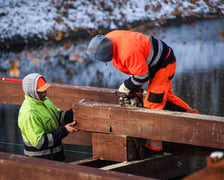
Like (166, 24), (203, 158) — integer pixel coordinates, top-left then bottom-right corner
(117, 83), (131, 105)
(118, 82), (131, 95)
(116, 83), (144, 107)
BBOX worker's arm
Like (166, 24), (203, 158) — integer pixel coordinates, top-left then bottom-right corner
(58, 108), (73, 126)
(124, 72), (150, 90)
(120, 52), (150, 93)
(38, 121), (78, 149)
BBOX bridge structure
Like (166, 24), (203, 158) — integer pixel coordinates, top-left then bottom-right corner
(0, 78), (223, 179)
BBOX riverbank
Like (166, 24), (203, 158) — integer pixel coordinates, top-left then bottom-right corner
(0, 0), (223, 51)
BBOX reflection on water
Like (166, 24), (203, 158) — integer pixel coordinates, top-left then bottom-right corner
(173, 67), (224, 116)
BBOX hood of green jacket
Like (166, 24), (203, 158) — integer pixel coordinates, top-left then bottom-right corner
(22, 73), (46, 100)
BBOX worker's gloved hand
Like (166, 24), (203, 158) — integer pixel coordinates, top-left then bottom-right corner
(118, 82), (130, 95)
(117, 83), (131, 105)
(116, 83), (144, 107)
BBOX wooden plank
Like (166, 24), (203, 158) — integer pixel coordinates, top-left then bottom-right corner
(73, 101), (224, 149)
(49, 83), (118, 110)
(0, 80), (118, 110)
(0, 152), (153, 180)
(92, 133), (146, 162)
(0, 81), (24, 105)
(92, 133), (127, 162)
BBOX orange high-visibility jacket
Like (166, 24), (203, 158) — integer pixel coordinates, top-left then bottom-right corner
(106, 30), (150, 76)
(106, 30), (174, 90)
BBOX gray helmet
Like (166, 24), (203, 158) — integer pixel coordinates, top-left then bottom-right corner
(87, 35), (113, 62)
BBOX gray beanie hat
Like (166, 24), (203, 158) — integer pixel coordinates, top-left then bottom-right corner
(22, 73), (44, 100)
(87, 35), (113, 62)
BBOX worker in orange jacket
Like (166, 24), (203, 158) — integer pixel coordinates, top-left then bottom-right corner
(87, 30), (198, 156)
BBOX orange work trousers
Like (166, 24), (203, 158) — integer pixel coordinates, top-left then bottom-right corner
(144, 62), (190, 111)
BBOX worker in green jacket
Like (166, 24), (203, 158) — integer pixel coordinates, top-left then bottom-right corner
(18, 73), (78, 161)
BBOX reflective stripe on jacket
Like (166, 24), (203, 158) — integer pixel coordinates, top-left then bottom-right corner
(24, 144), (63, 156)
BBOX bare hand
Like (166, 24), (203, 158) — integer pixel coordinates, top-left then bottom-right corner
(65, 121), (79, 133)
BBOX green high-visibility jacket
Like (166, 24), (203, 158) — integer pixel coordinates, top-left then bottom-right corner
(18, 95), (61, 147)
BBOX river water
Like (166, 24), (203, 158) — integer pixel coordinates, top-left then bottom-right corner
(0, 18), (224, 169)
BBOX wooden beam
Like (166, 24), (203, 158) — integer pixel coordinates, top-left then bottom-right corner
(49, 83), (118, 109)
(0, 81), (24, 105)
(0, 152), (152, 180)
(0, 80), (118, 110)
(73, 101), (224, 149)
(92, 133), (127, 162)
(92, 133), (146, 162)
(1, 80), (224, 152)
